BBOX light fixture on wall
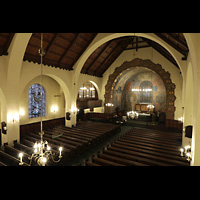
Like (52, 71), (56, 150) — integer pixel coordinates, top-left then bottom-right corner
(70, 106), (79, 114)
(7, 112), (19, 123)
(178, 117), (184, 122)
(180, 145), (192, 162)
(19, 109), (25, 116)
(18, 33), (62, 166)
(51, 105), (58, 113)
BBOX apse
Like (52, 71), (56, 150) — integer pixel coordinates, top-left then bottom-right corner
(113, 67), (166, 113)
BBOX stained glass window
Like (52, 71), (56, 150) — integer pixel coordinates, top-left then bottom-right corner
(29, 84), (45, 118)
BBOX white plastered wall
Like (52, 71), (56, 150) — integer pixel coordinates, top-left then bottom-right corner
(19, 75), (65, 125)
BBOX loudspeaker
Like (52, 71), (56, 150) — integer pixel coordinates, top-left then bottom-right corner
(1, 121), (7, 134)
(185, 125), (192, 138)
(66, 112), (71, 121)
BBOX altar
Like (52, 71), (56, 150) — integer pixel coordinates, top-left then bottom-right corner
(135, 103), (154, 113)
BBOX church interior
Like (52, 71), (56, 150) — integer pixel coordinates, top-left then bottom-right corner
(0, 33), (198, 166)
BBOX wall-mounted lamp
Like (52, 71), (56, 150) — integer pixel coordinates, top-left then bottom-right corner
(7, 112), (19, 123)
(70, 106), (79, 114)
(51, 105), (58, 113)
(19, 109), (25, 116)
(178, 117), (184, 122)
(180, 145), (192, 162)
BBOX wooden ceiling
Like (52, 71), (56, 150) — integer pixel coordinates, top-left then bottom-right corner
(23, 33), (98, 70)
(0, 33), (189, 77)
(0, 33), (15, 55)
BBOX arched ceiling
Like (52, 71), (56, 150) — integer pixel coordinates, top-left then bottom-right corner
(0, 33), (189, 77)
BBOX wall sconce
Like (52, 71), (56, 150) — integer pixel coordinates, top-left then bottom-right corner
(178, 117), (184, 122)
(19, 109), (25, 116)
(51, 105), (58, 113)
(70, 106), (79, 114)
(180, 145), (192, 162)
(7, 112), (19, 123)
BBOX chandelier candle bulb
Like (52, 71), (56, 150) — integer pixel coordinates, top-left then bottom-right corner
(180, 148), (184, 156)
(59, 147), (63, 157)
(19, 153), (23, 165)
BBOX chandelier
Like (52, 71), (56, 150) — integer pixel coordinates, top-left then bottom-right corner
(19, 33), (63, 166)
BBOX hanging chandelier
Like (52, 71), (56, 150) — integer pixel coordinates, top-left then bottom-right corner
(19, 33), (63, 166)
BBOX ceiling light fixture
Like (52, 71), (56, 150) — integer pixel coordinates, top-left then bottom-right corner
(19, 33), (62, 166)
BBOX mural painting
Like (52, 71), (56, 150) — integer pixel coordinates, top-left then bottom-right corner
(113, 67), (166, 113)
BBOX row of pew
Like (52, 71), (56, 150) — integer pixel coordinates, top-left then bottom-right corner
(0, 121), (121, 166)
(86, 127), (190, 166)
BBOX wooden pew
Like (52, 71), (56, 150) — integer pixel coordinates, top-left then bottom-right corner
(0, 161), (7, 166)
(92, 157), (125, 166)
(112, 142), (187, 163)
(0, 150), (29, 166)
(4, 145), (38, 166)
(106, 146), (187, 166)
(86, 161), (101, 166)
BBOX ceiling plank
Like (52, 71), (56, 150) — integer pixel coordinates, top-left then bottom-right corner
(2, 33), (15, 55)
(58, 33), (80, 68)
(143, 38), (179, 69)
(43, 33), (59, 59)
(93, 41), (127, 77)
(154, 33), (188, 60)
(85, 41), (112, 74)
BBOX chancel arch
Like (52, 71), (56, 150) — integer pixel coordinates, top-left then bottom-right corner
(105, 58), (176, 120)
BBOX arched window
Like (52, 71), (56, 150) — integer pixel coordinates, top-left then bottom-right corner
(139, 81), (153, 103)
(29, 84), (45, 118)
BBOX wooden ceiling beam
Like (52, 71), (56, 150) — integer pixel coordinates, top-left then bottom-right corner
(4, 33), (15, 55)
(154, 33), (188, 60)
(143, 38), (179, 69)
(43, 33), (59, 59)
(93, 41), (127, 77)
(98, 48), (124, 77)
(124, 44), (150, 51)
(167, 33), (188, 48)
(58, 33), (81, 68)
(69, 33), (98, 70)
(93, 43), (121, 76)
(85, 41), (112, 73)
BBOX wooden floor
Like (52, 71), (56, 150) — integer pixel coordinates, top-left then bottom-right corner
(86, 127), (190, 166)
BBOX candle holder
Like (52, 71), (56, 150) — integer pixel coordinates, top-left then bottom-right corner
(18, 139), (63, 166)
(179, 145), (192, 162)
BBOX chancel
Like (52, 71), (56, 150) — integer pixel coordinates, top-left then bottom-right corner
(0, 33), (198, 166)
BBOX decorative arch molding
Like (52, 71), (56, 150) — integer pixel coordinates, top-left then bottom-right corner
(104, 58), (176, 120)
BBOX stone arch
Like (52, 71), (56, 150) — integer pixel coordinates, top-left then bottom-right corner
(104, 58), (176, 120)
